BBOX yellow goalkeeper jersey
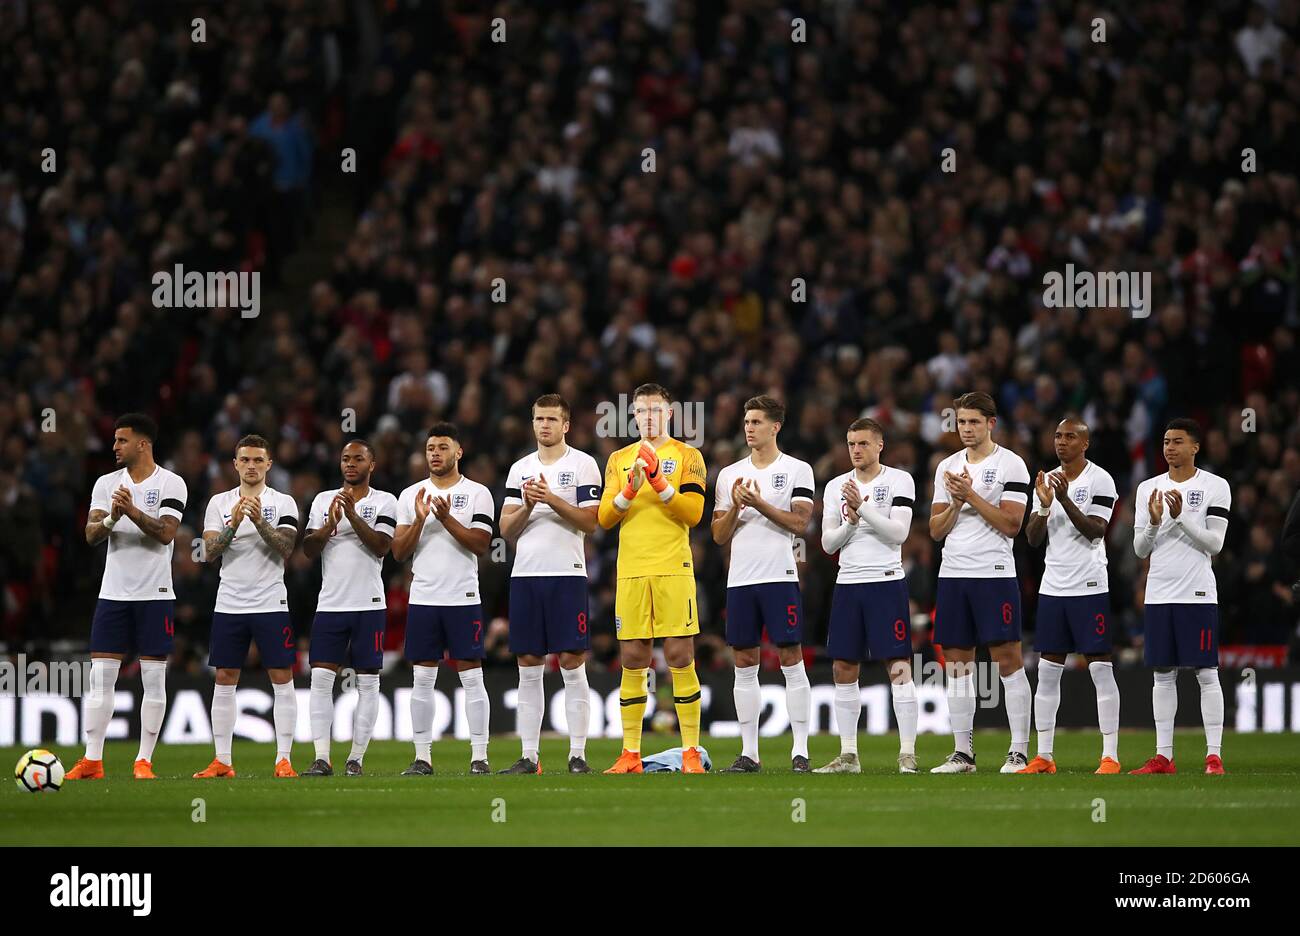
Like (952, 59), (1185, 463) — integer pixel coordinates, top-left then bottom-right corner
(599, 438), (707, 578)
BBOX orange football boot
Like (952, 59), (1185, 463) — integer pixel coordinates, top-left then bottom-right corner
(193, 758), (237, 779)
(1017, 755), (1057, 774)
(604, 749), (644, 774)
(133, 759), (156, 779)
(682, 747), (705, 774)
(1095, 756), (1122, 774)
(274, 758), (298, 778)
(65, 757), (105, 780)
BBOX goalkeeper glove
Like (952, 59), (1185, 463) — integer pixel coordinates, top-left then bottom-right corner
(639, 442), (669, 494)
(614, 458), (646, 511)
(638, 442), (676, 501)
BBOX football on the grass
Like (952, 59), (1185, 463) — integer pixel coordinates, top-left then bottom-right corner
(14, 749), (64, 793)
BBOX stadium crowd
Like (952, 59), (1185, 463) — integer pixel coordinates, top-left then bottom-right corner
(1, 0), (1299, 675)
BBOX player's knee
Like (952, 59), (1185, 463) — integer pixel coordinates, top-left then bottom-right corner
(777, 644), (802, 667)
(832, 660), (859, 683)
(733, 647), (760, 668)
(886, 658), (911, 683)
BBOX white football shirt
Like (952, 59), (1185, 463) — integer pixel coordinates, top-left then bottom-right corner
(933, 444), (1031, 578)
(503, 445), (602, 577)
(1033, 460), (1117, 596)
(306, 487), (398, 612)
(397, 476), (495, 606)
(1134, 468), (1231, 604)
(714, 452), (815, 587)
(90, 465), (188, 600)
(203, 487), (300, 613)
(821, 466), (915, 584)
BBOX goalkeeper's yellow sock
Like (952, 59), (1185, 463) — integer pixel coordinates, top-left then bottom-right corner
(671, 663), (702, 750)
(619, 667), (648, 753)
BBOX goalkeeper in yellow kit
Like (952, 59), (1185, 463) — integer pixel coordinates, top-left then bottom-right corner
(598, 383), (708, 773)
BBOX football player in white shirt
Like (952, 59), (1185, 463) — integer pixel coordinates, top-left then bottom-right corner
(1130, 419), (1231, 776)
(711, 396), (815, 773)
(815, 417), (920, 774)
(1021, 418), (1122, 774)
(928, 392), (1033, 774)
(300, 440), (398, 777)
(194, 434), (301, 779)
(498, 394), (602, 774)
(67, 414), (188, 782)
(393, 422), (496, 775)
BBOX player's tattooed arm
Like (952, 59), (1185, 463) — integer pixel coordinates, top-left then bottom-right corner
(86, 509), (111, 545)
(203, 526), (237, 561)
(132, 511), (180, 546)
(254, 515), (297, 559)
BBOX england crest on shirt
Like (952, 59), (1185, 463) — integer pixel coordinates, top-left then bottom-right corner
(262, 505), (276, 523)
(558, 471), (575, 487)
(873, 485), (889, 506)
(452, 493), (469, 511)
(1072, 486), (1089, 506)
(361, 504), (376, 523)
(982, 468), (997, 487)
(771, 473), (788, 492)
(1187, 490), (1204, 509)
(144, 489), (159, 509)
(661, 458), (678, 476)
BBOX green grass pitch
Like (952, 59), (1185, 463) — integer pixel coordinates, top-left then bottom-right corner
(4, 731), (1298, 845)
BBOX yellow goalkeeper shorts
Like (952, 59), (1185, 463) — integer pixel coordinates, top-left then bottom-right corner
(615, 575), (700, 640)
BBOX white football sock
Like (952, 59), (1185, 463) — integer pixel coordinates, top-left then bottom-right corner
(1153, 670), (1178, 760)
(561, 665), (590, 759)
(272, 679), (297, 763)
(891, 679), (918, 755)
(733, 664), (761, 761)
(947, 673), (975, 756)
(1034, 660), (1064, 759)
(834, 681), (861, 756)
(310, 668), (336, 762)
(1197, 667), (1223, 758)
(782, 660), (811, 760)
(1002, 667), (1031, 756)
(1089, 661), (1120, 760)
(349, 674), (380, 763)
(211, 683), (236, 765)
(411, 664), (438, 763)
(459, 666), (490, 761)
(516, 663), (545, 761)
(136, 660), (166, 762)
(84, 658), (121, 760)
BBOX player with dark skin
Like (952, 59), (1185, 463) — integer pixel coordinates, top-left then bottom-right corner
(391, 431), (492, 676)
(85, 425), (180, 674)
(301, 441), (393, 685)
(1025, 418), (1111, 672)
